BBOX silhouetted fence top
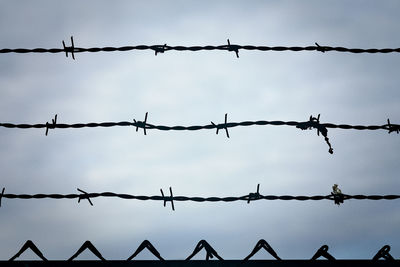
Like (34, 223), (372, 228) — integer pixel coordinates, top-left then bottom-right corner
(3, 240), (398, 263)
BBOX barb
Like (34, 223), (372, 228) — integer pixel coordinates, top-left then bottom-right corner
(1, 115), (397, 154)
(2, 41), (400, 56)
(45, 114), (57, 136)
(62, 36), (75, 60)
(226, 39), (239, 58)
(0, 187), (4, 207)
(77, 188), (93, 206)
(160, 187), (175, 211)
(315, 42), (326, 53)
(247, 184), (261, 204)
(211, 113), (230, 138)
(133, 112), (148, 135)
(386, 119), (400, 134)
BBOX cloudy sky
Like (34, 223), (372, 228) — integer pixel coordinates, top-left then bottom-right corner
(0, 0), (399, 261)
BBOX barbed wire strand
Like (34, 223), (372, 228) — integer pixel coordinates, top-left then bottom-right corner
(1, 37), (400, 59)
(1, 187), (399, 211)
(1, 113), (398, 154)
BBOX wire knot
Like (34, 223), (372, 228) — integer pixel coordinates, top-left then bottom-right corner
(160, 187), (175, 211)
(296, 114), (333, 154)
(77, 188), (93, 206)
(372, 245), (394, 261)
(315, 42), (326, 53)
(154, 44), (167, 56)
(211, 113), (230, 138)
(331, 184), (344, 205)
(227, 39), (239, 58)
(311, 245), (335, 260)
(45, 114), (57, 136)
(247, 184), (261, 203)
(62, 36), (76, 60)
(133, 112), (148, 135)
(0, 187), (5, 207)
(386, 119), (399, 134)
(186, 240), (223, 261)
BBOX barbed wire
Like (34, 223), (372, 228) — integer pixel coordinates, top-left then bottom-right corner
(5, 240), (397, 261)
(1, 37), (400, 59)
(1, 185), (399, 210)
(0, 113), (399, 154)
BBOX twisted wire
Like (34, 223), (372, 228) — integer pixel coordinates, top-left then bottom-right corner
(0, 118), (397, 131)
(1, 41), (400, 56)
(2, 192), (399, 202)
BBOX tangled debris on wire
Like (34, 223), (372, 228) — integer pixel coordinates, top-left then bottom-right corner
(0, 185), (399, 210)
(1, 37), (400, 60)
(0, 113), (399, 154)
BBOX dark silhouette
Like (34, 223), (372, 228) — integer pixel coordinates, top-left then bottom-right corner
(2, 39), (400, 56)
(127, 240), (164, 261)
(68, 241), (105, 261)
(1, 114), (398, 154)
(372, 245), (395, 261)
(243, 239), (281, 260)
(311, 245), (335, 260)
(0, 187), (399, 208)
(186, 240), (223, 261)
(9, 240), (47, 261)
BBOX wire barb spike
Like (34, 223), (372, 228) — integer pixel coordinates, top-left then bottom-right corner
(160, 187), (175, 211)
(62, 36), (75, 60)
(247, 184), (261, 204)
(315, 42), (326, 53)
(45, 114), (57, 136)
(133, 112), (148, 135)
(386, 118), (400, 134)
(154, 44), (167, 56)
(0, 187), (4, 207)
(211, 113), (230, 138)
(227, 39), (239, 58)
(77, 188), (93, 206)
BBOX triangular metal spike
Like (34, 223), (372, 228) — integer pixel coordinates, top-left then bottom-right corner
(311, 245), (335, 260)
(243, 239), (281, 260)
(68, 241), (106, 261)
(186, 240), (223, 261)
(127, 240), (164, 261)
(9, 240), (47, 261)
(372, 245), (395, 261)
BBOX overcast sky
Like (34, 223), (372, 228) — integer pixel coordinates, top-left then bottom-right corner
(0, 0), (399, 261)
